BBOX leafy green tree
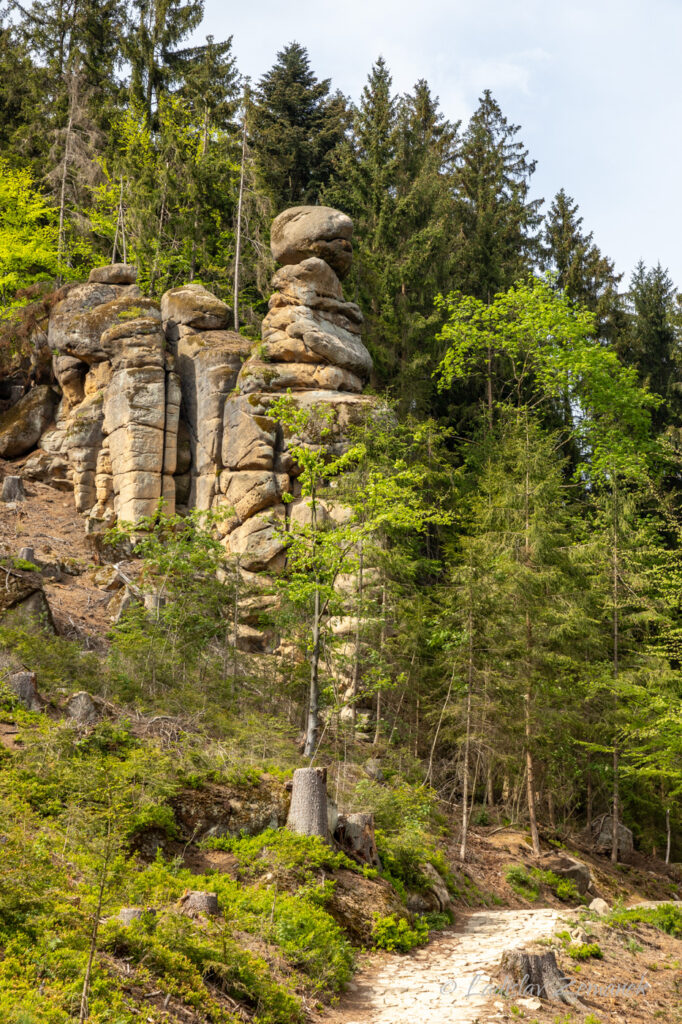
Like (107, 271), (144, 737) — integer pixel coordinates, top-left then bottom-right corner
(250, 42), (347, 209)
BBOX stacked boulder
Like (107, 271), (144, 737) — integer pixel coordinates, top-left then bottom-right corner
(216, 206), (375, 572)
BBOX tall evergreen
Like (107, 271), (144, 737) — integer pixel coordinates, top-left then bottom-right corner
(616, 261), (681, 431)
(123, 0), (204, 121)
(250, 42), (347, 209)
(544, 188), (623, 342)
(451, 90), (543, 302)
(326, 64), (459, 409)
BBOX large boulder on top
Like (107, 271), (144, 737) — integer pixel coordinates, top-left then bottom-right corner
(270, 206), (353, 279)
(0, 386), (59, 458)
(88, 264), (138, 285)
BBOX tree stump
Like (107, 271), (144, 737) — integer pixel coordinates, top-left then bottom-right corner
(18, 547), (36, 564)
(8, 671), (43, 712)
(335, 812), (381, 867)
(286, 766), (329, 840)
(500, 949), (585, 1008)
(1, 476), (25, 502)
(117, 907), (144, 926)
(178, 890), (219, 917)
(66, 691), (100, 726)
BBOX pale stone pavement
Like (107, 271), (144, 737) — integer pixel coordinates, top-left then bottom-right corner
(324, 907), (571, 1024)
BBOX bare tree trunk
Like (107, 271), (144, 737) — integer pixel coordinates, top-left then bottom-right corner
(665, 806), (671, 864)
(372, 583), (386, 747)
(233, 94), (248, 332)
(523, 415), (540, 857)
(57, 89), (75, 281)
(79, 834), (111, 1023)
(287, 766), (328, 839)
(459, 601), (474, 861)
(586, 754), (593, 834)
(611, 480), (620, 865)
(425, 661), (456, 787)
(350, 541), (363, 738)
(525, 691), (541, 856)
(304, 586), (321, 758)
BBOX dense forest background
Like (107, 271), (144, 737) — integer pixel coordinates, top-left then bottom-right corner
(2, 0), (682, 864)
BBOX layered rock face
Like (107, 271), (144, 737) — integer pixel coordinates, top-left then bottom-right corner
(215, 205), (374, 572)
(3, 206), (373, 561)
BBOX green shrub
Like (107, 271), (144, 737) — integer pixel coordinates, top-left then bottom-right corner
(567, 941), (603, 960)
(505, 865), (539, 901)
(206, 828), (356, 883)
(605, 903), (682, 938)
(371, 913), (429, 952)
(529, 868), (584, 904)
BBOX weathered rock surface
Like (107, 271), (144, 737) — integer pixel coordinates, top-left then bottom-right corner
(7, 670), (44, 712)
(161, 283), (231, 338)
(88, 263), (138, 285)
(591, 815), (634, 857)
(0, 386), (59, 457)
(270, 206), (353, 279)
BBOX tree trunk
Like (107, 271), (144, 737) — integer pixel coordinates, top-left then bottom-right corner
(459, 601), (474, 862)
(350, 542), (364, 738)
(304, 586), (321, 757)
(286, 766), (328, 840)
(233, 95), (248, 333)
(611, 480), (620, 865)
(665, 806), (671, 864)
(500, 949), (585, 1008)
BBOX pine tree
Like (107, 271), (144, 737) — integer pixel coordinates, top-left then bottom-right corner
(250, 42), (347, 209)
(451, 90), (543, 302)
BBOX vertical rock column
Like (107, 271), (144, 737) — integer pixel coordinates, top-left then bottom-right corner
(220, 206), (375, 572)
(161, 284), (251, 510)
(100, 310), (179, 522)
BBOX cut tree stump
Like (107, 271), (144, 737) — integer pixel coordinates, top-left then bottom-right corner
(178, 891), (219, 917)
(18, 547), (36, 564)
(335, 812), (381, 867)
(1, 476), (25, 502)
(8, 671), (44, 712)
(500, 949), (585, 1008)
(286, 766), (329, 840)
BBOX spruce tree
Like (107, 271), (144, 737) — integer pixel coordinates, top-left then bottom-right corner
(250, 42), (347, 209)
(616, 261), (681, 431)
(123, 0), (204, 121)
(544, 188), (623, 342)
(451, 90), (543, 302)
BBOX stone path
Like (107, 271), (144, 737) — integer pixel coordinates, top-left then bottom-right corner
(325, 908), (571, 1024)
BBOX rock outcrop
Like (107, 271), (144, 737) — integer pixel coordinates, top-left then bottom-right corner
(3, 206), (374, 577)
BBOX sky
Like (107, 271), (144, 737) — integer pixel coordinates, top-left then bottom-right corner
(193, 0), (682, 288)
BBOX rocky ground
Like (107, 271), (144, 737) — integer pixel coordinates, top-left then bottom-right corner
(321, 903), (682, 1024)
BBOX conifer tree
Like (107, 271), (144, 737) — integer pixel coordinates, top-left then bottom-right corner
(451, 90), (543, 302)
(544, 188), (623, 342)
(616, 261), (681, 431)
(123, 0), (204, 121)
(250, 42), (347, 209)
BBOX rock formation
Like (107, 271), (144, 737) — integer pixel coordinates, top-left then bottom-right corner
(1, 205), (374, 571)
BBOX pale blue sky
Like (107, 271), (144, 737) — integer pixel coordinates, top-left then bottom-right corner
(195, 0), (682, 289)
